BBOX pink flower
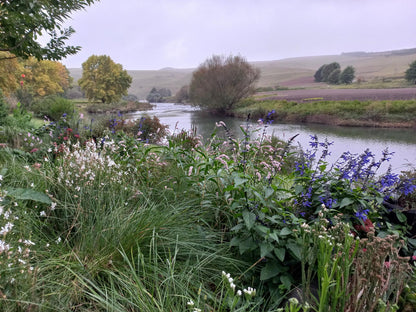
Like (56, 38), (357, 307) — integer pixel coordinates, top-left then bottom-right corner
(412, 255), (416, 261)
(384, 261), (391, 269)
(30, 148), (38, 153)
(63, 136), (68, 141)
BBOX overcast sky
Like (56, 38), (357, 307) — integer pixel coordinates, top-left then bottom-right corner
(60, 0), (416, 70)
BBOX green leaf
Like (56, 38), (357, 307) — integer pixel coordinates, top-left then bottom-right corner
(234, 176), (248, 187)
(274, 248), (285, 262)
(265, 187), (274, 199)
(269, 231), (279, 243)
(238, 238), (257, 254)
(280, 274), (292, 289)
(339, 197), (354, 208)
(279, 227), (292, 236)
(395, 211), (407, 223)
(260, 243), (274, 258)
(6, 188), (51, 204)
(287, 242), (302, 261)
(260, 262), (284, 281)
(243, 210), (256, 230)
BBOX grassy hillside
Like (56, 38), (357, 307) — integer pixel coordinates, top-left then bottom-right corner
(68, 48), (416, 100)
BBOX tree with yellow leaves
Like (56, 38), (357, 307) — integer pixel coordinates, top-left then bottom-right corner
(21, 58), (71, 97)
(78, 55), (132, 103)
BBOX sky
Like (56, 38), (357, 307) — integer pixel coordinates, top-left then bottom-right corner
(60, 0), (416, 70)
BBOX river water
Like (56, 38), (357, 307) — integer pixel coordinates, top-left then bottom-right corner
(128, 103), (416, 173)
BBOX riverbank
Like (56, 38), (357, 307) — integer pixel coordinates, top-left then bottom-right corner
(233, 98), (416, 128)
(74, 99), (154, 114)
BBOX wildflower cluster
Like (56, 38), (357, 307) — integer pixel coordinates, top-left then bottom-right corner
(292, 135), (416, 233)
(55, 139), (129, 191)
(18, 131), (43, 153)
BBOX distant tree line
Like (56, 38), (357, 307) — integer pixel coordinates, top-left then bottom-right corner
(146, 87), (172, 103)
(314, 62), (355, 84)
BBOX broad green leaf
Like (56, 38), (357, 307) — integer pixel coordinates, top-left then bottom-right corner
(339, 197), (354, 208)
(274, 248), (285, 262)
(234, 176), (248, 187)
(238, 238), (257, 254)
(395, 211), (407, 223)
(287, 242), (302, 261)
(6, 188), (51, 204)
(260, 262), (284, 281)
(279, 227), (292, 236)
(260, 243), (274, 258)
(280, 274), (292, 289)
(269, 231), (279, 243)
(265, 187), (274, 199)
(243, 210), (256, 230)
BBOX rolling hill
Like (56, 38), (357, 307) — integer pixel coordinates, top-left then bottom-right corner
(68, 48), (416, 100)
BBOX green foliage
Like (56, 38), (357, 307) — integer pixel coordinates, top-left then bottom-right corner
(174, 85), (189, 103)
(189, 55), (260, 113)
(313, 64), (326, 82)
(78, 55), (132, 103)
(405, 60), (416, 84)
(326, 68), (340, 84)
(0, 90), (9, 122)
(235, 99), (416, 126)
(31, 96), (75, 121)
(321, 62), (341, 82)
(340, 65), (356, 84)
(0, 112), (415, 311)
(0, 0), (96, 61)
(146, 87), (172, 103)
(314, 63), (355, 85)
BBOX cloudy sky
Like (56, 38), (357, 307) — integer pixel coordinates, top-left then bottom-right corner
(60, 0), (416, 70)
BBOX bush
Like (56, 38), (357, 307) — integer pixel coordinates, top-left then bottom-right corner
(31, 96), (75, 121)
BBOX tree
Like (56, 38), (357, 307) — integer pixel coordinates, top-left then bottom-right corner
(340, 66), (355, 84)
(146, 87), (172, 103)
(314, 64), (326, 82)
(405, 60), (416, 84)
(78, 55), (132, 103)
(327, 68), (341, 84)
(321, 62), (341, 82)
(0, 0), (96, 61)
(175, 85), (189, 103)
(21, 58), (71, 97)
(189, 55), (260, 113)
(0, 52), (22, 94)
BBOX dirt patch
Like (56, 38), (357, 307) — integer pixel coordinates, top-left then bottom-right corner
(262, 88), (416, 102)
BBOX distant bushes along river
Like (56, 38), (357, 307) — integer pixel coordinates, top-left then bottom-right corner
(1, 106), (416, 311)
(235, 99), (416, 128)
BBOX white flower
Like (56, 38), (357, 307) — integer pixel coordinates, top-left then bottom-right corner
(230, 283), (236, 291)
(237, 290), (242, 296)
(50, 202), (57, 211)
(187, 299), (194, 306)
(40, 211), (46, 217)
(0, 175), (2, 180)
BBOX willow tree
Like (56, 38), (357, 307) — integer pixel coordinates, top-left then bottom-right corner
(78, 55), (132, 103)
(189, 55), (260, 113)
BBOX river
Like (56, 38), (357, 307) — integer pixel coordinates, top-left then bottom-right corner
(128, 103), (416, 173)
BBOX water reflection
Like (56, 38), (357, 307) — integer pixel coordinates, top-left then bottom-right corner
(127, 103), (416, 172)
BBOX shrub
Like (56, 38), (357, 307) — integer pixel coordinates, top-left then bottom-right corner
(31, 96), (75, 121)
